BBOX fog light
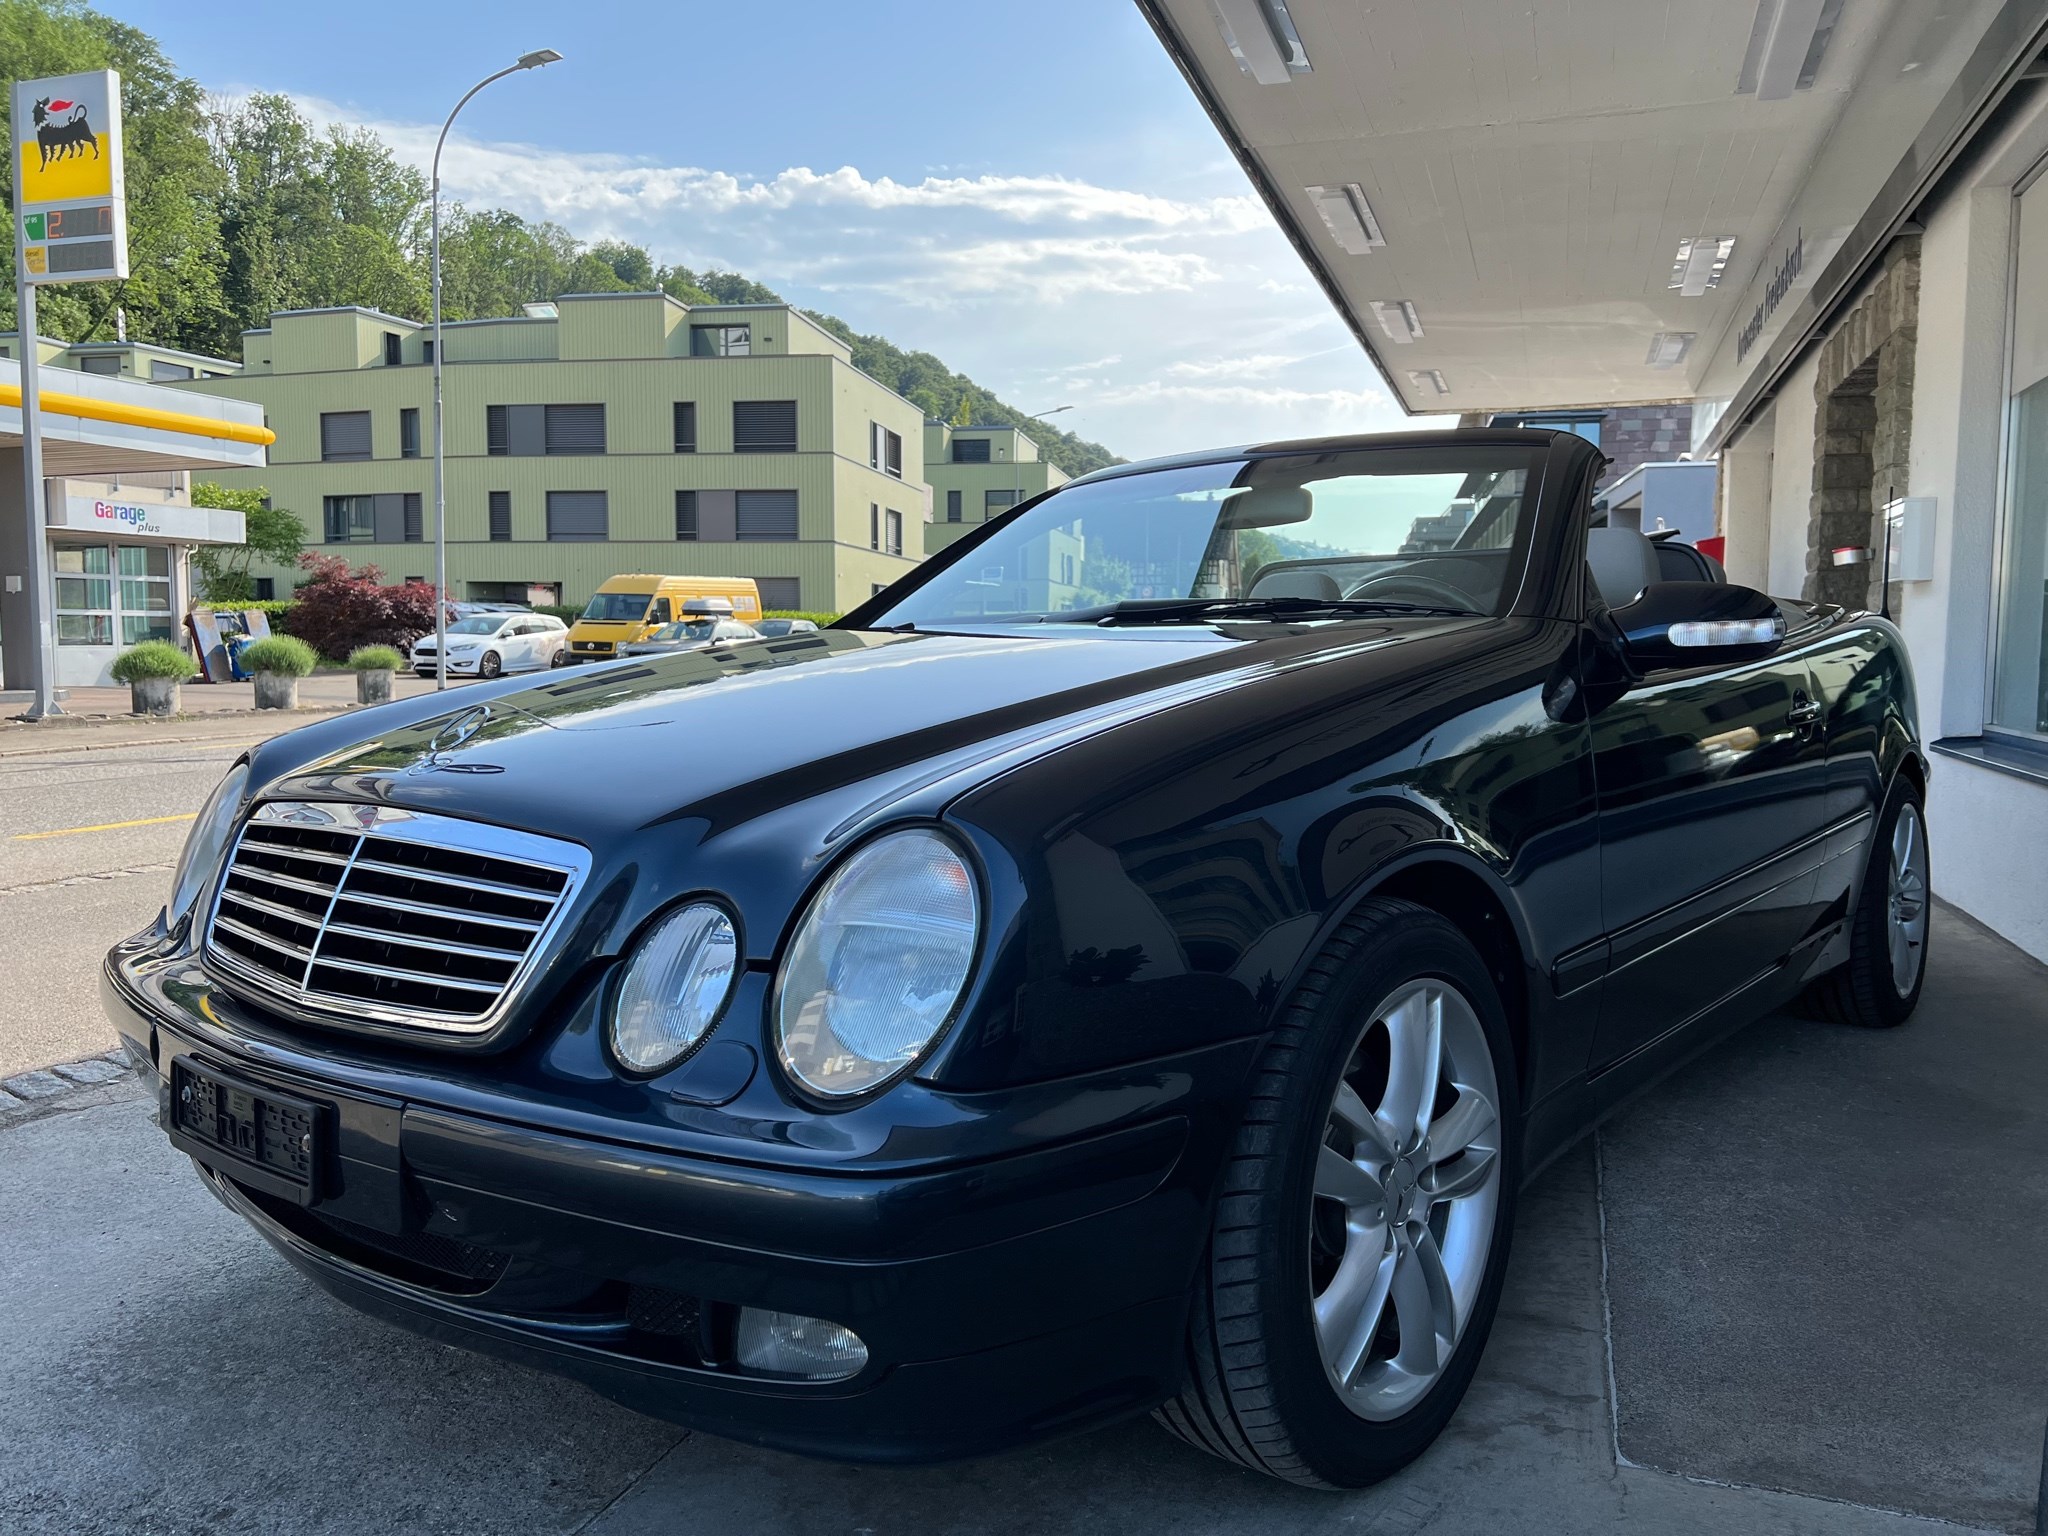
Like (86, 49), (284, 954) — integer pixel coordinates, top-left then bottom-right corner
(733, 1308), (869, 1381)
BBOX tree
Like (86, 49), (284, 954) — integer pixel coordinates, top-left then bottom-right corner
(951, 395), (974, 427)
(186, 482), (303, 601)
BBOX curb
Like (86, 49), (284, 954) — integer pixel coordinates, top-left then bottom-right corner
(0, 1050), (145, 1129)
(0, 707), (353, 756)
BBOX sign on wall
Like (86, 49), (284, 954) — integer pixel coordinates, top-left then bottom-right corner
(12, 70), (127, 284)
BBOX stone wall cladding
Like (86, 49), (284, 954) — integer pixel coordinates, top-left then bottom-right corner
(1807, 233), (1920, 611)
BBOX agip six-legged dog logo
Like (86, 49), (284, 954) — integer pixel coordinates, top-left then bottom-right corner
(30, 97), (99, 169)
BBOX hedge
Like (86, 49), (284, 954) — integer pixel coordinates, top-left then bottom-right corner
(194, 600), (297, 619)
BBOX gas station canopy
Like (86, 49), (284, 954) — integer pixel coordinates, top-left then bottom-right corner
(1139, 0), (2043, 438)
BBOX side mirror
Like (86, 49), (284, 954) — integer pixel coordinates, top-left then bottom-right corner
(1609, 581), (1785, 672)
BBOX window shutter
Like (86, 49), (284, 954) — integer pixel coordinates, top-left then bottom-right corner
(79, 354), (120, 376)
(953, 437), (990, 463)
(884, 430), (903, 478)
(947, 490), (962, 522)
(735, 489), (799, 541)
(489, 491), (512, 542)
(886, 509), (903, 556)
(403, 493), (423, 542)
(320, 411), (372, 461)
(754, 576), (801, 610)
(673, 401), (696, 453)
(544, 403), (606, 455)
(546, 490), (609, 541)
(486, 405), (509, 456)
(676, 490), (699, 540)
(733, 400), (797, 453)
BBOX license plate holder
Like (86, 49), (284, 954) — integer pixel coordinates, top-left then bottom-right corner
(168, 1058), (326, 1206)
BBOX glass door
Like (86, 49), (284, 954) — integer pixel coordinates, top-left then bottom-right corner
(1995, 170), (2048, 735)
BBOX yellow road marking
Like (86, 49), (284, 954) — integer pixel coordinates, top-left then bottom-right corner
(12, 812), (195, 840)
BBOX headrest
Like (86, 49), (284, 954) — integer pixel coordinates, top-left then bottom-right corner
(1246, 567), (1341, 601)
(1587, 527), (1660, 609)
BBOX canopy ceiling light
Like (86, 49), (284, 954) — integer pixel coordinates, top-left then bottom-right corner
(1737, 0), (1840, 100)
(1369, 300), (1424, 343)
(1306, 183), (1384, 254)
(1669, 236), (1736, 296)
(1646, 331), (1696, 368)
(1209, 0), (1312, 84)
(1407, 369), (1450, 397)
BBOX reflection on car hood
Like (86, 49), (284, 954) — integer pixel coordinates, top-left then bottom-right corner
(272, 622), (1465, 836)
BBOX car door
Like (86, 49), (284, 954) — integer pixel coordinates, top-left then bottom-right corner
(509, 619), (538, 669)
(1587, 550), (1832, 1072)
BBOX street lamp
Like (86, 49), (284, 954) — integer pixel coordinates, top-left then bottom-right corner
(1014, 405), (1073, 513)
(430, 47), (563, 690)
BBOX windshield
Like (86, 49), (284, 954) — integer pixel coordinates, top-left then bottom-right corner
(581, 592), (652, 623)
(646, 620), (717, 643)
(870, 445), (1541, 626)
(446, 616), (504, 636)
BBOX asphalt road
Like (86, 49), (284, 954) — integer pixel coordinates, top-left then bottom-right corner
(0, 729), (273, 1077)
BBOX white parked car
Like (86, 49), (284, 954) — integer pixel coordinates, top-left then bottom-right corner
(411, 613), (567, 679)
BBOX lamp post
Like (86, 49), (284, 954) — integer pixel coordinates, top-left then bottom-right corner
(430, 48), (562, 691)
(1014, 405), (1072, 514)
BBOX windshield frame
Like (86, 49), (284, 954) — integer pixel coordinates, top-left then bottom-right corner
(846, 436), (1563, 632)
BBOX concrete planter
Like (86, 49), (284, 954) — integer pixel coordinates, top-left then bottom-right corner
(130, 678), (180, 717)
(356, 670), (393, 706)
(252, 673), (299, 711)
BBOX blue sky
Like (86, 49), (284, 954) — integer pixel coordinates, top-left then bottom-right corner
(117, 0), (1410, 459)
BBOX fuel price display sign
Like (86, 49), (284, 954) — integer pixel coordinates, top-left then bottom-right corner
(13, 69), (127, 284)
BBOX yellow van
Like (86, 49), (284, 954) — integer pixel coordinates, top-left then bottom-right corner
(563, 575), (763, 663)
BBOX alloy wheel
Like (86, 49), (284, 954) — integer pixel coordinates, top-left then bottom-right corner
(1887, 802), (1929, 995)
(1310, 979), (1501, 1422)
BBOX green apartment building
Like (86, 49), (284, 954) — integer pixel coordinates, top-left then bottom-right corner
(81, 292), (932, 614)
(923, 420), (1070, 557)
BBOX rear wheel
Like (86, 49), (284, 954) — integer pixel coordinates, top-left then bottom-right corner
(1804, 779), (1929, 1029)
(479, 650), (503, 680)
(1156, 898), (1518, 1488)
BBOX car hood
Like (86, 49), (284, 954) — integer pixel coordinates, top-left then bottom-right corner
(266, 621), (1472, 841)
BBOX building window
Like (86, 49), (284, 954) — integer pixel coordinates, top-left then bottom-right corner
(323, 494), (378, 542)
(544, 403), (605, 454)
(736, 489), (799, 540)
(400, 407), (420, 459)
(253, 576), (276, 601)
(487, 404), (509, 456)
(946, 489), (962, 522)
(488, 490), (512, 542)
(734, 399), (797, 453)
(78, 354), (120, 376)
(383, 332), (402, 365)
(114, 546), (176, 643)
(320, 411), (372, 462)
(1997, 170), (2048, 735)
(149, 359), (192, 381)
(53, 543), (112, 645)
(952, 437), (991, 463)
(403, 492), (423, 543)
(421, 339), (434, 365)
(985, 489), (1019, 518)
(674, 401), (697, 453)
(869, 424), (904, 478)
(885, 508), (903, 557)
(676, 490), (699, 541)
(546, 490), (608, 542)
(872, 583), (887, 597)
(755, 576), (802, 610)
(691, 324), (751, 357)
(870, 503), (881, 550)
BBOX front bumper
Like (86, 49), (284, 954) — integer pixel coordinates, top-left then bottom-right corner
(409, 654), (483, 675)
(103, 940), (1215, 1463)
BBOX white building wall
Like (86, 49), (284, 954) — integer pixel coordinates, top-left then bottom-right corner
(1730, 89), (2048, 962)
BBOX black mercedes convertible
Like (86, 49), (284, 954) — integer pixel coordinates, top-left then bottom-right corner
(104, 428), (1928, 1489)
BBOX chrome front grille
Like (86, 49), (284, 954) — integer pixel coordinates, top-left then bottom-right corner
(203, 801), (589, 1036)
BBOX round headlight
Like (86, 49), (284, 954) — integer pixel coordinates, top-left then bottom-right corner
(610, 903), (740, 1073)
(168, 762), (249, 927)
(774, 828), (980, 1099)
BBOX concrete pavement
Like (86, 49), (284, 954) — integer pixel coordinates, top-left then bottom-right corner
(3, 906), (2041, 1534)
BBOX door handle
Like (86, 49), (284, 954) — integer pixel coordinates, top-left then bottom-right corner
(1787, 694), (1822, 733)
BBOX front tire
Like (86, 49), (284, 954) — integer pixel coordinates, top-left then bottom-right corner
(479, 650), (503, 680)
(1156, 898), (1519, 1488)
(1804, 778), (1929, 1029)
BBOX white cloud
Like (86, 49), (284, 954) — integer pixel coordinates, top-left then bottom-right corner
(278, 94), (1405, 459)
